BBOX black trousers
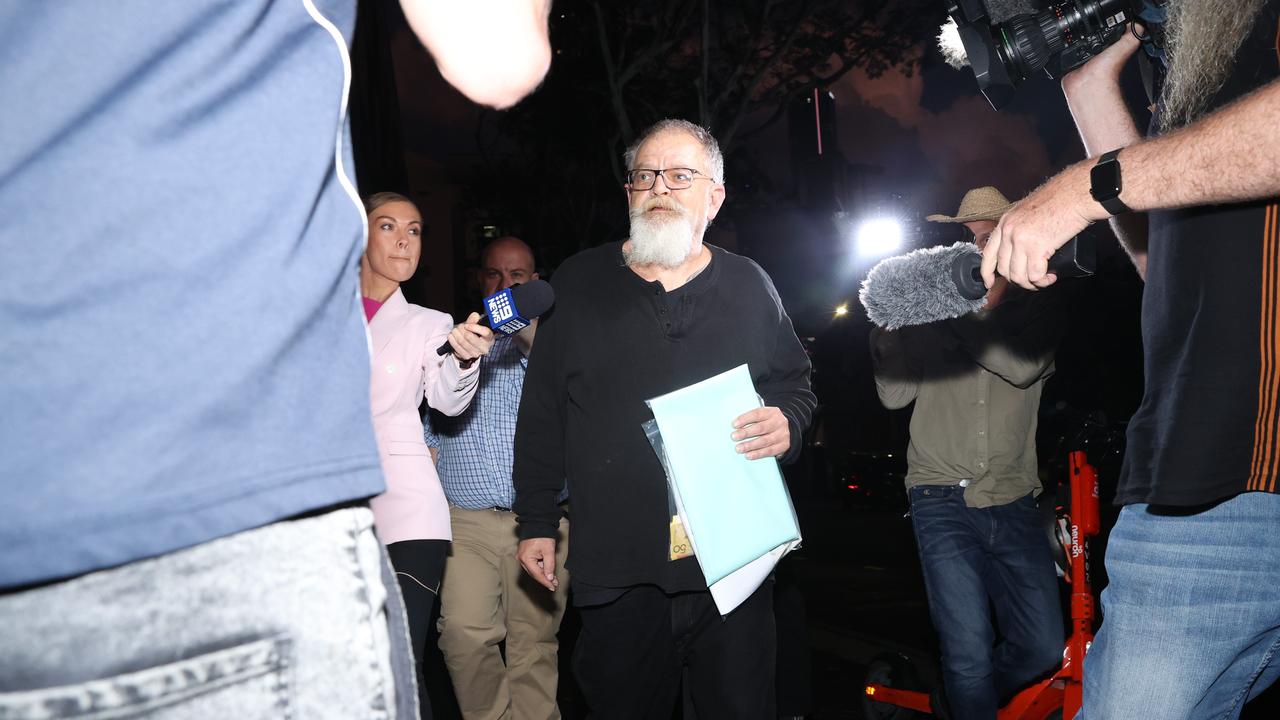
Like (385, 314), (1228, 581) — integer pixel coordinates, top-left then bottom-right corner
(387, 538), (449, 720)
(573, 580), (776, 719)
(774, 556), (813, 715)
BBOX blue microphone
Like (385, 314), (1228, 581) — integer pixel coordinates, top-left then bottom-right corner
(483, 286), (533, 335)
(436, 279), (555, 356)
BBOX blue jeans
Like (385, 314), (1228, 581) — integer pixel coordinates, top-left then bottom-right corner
(1080, 492), (1280, 719)
(0, 506), (419, 719)
(909, 485), (1062, 720)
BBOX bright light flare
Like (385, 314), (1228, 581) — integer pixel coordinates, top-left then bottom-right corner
(855, 218), (904, 259)
(834, 303), (849, 317)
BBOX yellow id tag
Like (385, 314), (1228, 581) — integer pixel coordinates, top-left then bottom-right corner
(669, 515), (694, 561)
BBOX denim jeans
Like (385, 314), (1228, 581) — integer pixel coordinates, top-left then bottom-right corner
(1080, 492), (1280, 719)
(909, 485), (1062, 720)
(0, 506), (419, 719)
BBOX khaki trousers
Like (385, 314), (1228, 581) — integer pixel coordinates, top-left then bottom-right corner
(438, 505), (570, 720)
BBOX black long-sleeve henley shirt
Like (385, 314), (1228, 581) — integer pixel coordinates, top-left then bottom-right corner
(513, 242), (816, 593)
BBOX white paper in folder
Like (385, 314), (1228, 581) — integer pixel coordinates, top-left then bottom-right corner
(644, 364), (802, 614)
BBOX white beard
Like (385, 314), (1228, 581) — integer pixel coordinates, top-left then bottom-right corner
(625, 209), (699, 269)
(1159, 0), (1265, 131)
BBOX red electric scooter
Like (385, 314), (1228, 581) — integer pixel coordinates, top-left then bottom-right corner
(862, 450), (1102, 720)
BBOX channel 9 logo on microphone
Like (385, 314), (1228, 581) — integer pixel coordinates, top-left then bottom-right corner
(484, 288), (529, 336)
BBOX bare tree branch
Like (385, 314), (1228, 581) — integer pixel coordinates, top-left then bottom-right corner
(718, 0), (815, 151)
(698, 0), (710, 127)
(615, 4), (698, 88)
(592, 1), (633, 141)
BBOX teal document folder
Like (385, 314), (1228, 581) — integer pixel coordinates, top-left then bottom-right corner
(645, 364), (802, 614)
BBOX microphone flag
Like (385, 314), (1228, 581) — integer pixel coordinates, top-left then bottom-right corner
(483, 287), (530, 336)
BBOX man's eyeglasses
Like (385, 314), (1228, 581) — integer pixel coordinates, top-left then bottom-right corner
(625, 168), (715, 192)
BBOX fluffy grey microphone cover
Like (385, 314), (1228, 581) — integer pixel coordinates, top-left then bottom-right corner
(982, 0), (1040, 22)
(859, 242), (987, 330)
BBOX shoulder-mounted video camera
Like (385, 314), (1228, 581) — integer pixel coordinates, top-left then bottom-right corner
(946, 0), (1161, 109)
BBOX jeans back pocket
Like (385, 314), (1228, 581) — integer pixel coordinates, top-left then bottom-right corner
(0, 636), (293, 719)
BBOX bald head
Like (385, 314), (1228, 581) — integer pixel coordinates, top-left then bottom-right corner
(479, 236), (538, 297)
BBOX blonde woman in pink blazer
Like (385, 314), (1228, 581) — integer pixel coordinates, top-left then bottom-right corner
(361, 191), (494, 717)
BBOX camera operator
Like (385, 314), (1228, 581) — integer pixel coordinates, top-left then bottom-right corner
(872, 187), (1065, 720)
(978, 2), (1280, 717)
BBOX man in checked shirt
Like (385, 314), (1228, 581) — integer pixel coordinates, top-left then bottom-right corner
(425, 236), (570, 720)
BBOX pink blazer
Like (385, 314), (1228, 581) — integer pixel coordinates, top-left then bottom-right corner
(367, 289), (479, 544)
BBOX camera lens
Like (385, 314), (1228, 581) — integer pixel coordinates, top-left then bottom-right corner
(996, 0), (1131, 81)
(1001, 11), (1066, 80)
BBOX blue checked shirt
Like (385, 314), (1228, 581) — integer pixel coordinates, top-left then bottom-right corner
(424, 335), (566, 509)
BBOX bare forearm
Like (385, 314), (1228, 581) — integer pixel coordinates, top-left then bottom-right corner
(980, 40), (1280, 290)
(984, 80), (1280, 290)
(1120, 80), (1280, 212)
(1063, 72), (1148, 277)
(1063, 74), (1143, 156)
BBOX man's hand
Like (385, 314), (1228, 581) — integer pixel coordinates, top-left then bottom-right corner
(513, 317), (538, 357)
(517, 537), (559, 591)
(732, 406), (790, 460)
(448, 312), (496, 363)
(981, 161), (1107, 290)
(1062, 23), (1142, 94)
(400, 0), (551, 110)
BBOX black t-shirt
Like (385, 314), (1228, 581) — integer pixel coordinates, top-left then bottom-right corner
(1118, 5), (1280, 506)
(512, 242), (816, 593)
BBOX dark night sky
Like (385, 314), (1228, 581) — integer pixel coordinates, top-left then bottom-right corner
(382, 6), (1149, 452)
(389, 15), (1097, 226)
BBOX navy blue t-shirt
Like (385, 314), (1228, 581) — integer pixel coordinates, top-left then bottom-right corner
(0, 1), (384, 587)
(1118, 4), (1280, 506)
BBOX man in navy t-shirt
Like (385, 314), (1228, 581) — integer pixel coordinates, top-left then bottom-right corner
(981, 2), (1280, 716)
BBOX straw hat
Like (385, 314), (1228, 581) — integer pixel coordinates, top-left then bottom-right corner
(925, 186), (1014, 223)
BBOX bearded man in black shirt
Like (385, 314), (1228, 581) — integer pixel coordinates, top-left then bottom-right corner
(979, 1), (1280, 716)
(511, 118), (816, 719)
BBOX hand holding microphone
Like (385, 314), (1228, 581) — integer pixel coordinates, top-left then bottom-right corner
(859, 235), (1093, 330)
(446, 312), (495, 365)
(980, 162), (1110, 289)
(437, 278), (556, 356)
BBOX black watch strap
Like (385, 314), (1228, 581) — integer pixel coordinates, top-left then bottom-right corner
(1090, 148), (1132, 216)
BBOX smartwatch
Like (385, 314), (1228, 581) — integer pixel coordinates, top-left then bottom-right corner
(1090, 148), (1131, 216)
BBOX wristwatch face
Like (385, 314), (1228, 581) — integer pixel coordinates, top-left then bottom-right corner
(1090, 158), (1122, 202)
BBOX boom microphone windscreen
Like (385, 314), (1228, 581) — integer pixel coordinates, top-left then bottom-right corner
(859, 235), (1096, 330)
(859, 243), (987, 331)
